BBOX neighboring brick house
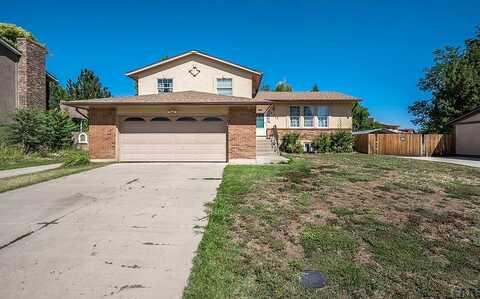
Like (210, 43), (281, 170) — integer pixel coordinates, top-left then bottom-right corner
(0, 37), (56, 122)
(64, 50), (360, 163)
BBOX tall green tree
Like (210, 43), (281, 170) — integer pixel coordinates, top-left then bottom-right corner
(352, 102), (379, 131)
(274, 80), (293, 91)
(0, 23), (36, 46)
(409, 28), (480, 133)
(311, 83), (320, 91)
(48, 81), (69, 109)
(66, 69), (112, 100)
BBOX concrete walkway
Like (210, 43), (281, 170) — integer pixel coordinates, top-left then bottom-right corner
(0, 163), (62, 179)
(399, 156), (480, 168)
(0, 163), (225, 299)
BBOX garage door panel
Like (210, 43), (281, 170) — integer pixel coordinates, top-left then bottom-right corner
(119, 117), (226, 162)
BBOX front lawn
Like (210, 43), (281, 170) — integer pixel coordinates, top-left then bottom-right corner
(184, 154), (480, 298)
(0, 143), (61, 171)
(0, 163), (107, 193)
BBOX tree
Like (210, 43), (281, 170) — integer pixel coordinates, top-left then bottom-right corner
(48, 81), (69, 109)
(65, 69), (112, 100)
(311, 83), (320, 92)
(274, 80), (293, 91)
(409, 28), (480, 133)
(352, 102), (379, 131)
(0, 23), (36, 46)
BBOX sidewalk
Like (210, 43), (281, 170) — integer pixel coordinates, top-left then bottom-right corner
(0, 163), (62, 179)
(399, 156), (480, 168)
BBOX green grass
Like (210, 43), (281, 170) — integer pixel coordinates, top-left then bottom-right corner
(184, 153), (480, 298)
(0, 163), (107, 193)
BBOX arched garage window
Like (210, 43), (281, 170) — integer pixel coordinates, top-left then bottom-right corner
(124, 117), (145, 122)
(176, 117), (197, 122)
(202, 117), (223, 122)
(150, 117), (171, 122)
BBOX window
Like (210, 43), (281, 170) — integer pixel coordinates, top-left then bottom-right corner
(176, 117), (197, 122)
(150, 117), (171, 122)
(289, 106), (300, 128)
(317, 106), (329, 128)
(157, 78), (173, 93)
(202, 117), (223, 122)
(303, 106), (314, 127)
(124, 117), (145, 122)
(217, 78), (232, 96)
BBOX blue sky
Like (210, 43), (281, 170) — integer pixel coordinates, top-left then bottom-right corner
(3, 0), (479, 128)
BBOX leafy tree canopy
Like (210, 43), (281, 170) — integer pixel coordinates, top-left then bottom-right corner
(49, 69), (112, 109)
(409, 27), (480, 133)
(274, 80), (293, 92)
(0, 23), (36, 47)
(352, 102), (380, 131)
(311, 83), (320, 92)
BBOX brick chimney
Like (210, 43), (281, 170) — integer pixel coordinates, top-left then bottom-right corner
(16, 38), (47, 110)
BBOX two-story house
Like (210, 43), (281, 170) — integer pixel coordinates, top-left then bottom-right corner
(64, 50), (359, 163)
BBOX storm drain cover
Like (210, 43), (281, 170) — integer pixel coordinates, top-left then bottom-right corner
(299, 270), (327, 288)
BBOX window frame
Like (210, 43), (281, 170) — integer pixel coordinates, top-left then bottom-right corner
(157, 78), (173, 93)
(289, 106), (300, 128)
(316, 105), (329, 128)
(176, 116), (198, 122)
(216, 78), (233, 96)
(303, 106), (314, 128)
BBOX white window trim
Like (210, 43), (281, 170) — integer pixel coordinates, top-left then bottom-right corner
(303, 106), (315, 128)
(157, 78), (173, 93)
(317, 105), (329, 128)
(215, 77), (233, 96)
(289, 105), (301, 128)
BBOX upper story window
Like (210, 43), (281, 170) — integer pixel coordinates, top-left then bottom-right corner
(217, 78), (232, 96)
(289, 106), (300, 128)
(317, 106), (329, 128)
(304, 106), (314, 127)
(158, 78), (173, 93)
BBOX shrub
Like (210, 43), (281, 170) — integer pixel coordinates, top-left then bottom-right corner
(279, 132), (303, 153)
(7, 108), (75, 153)
(7, 108), (46, 153)
(311, 134), (331, 153)
(43, 109), (76, 150)
(330, 131), (354, 153)
(62, 150), (89, 167)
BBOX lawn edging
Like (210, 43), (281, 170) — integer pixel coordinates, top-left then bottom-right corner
(0, 163), (109, 193)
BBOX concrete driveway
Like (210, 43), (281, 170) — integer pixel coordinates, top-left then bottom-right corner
(0, 163), (225, 299)
(399, 156), (480, 168)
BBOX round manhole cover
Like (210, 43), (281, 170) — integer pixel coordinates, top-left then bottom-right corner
(299, 270), (327, 288)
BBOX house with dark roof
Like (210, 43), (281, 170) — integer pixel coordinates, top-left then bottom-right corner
(448, 106), (480, 156)
(0, 37), (56, 122)
(63, 50), (360, 163)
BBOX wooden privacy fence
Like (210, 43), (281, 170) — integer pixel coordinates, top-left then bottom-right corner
(355, 134), (454, 157)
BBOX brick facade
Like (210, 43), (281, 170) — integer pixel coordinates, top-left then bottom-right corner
(228, 106), (256, 160)
(267, 128), (351, 143)
(89, 108), (117, 160)
(16, 38), (47, 110)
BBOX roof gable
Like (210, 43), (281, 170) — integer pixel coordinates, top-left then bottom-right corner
(125, 50), (262, 78)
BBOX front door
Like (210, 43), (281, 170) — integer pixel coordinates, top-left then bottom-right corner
(256, 113), (266, 136)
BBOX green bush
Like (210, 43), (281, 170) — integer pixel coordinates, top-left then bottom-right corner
(62, 150), (89, 167)
(7, 108), (46, 153)
(312, 134), (331, 153)
(43, 109), (76, 150)
(279, 132), (303, 153)
(331, 131), (354, 153)
(7, 108), (75, 153)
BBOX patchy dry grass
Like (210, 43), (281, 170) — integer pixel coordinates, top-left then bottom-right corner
(184, 154), (480, 298)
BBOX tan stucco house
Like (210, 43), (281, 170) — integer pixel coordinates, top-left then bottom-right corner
(63, 50), (360, 163)
(449, 106), (480, 156)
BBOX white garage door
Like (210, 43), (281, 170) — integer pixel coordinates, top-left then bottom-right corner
(119, 116), (227, 162)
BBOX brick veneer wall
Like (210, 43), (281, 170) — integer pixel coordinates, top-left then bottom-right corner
(267, 128), (351, 143)
(228, 106), (256, 160)
(16, 38), (47, 110)
(89, 108), (117, 160)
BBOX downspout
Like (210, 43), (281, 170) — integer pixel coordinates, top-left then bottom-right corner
(75, 107), (89, 120)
